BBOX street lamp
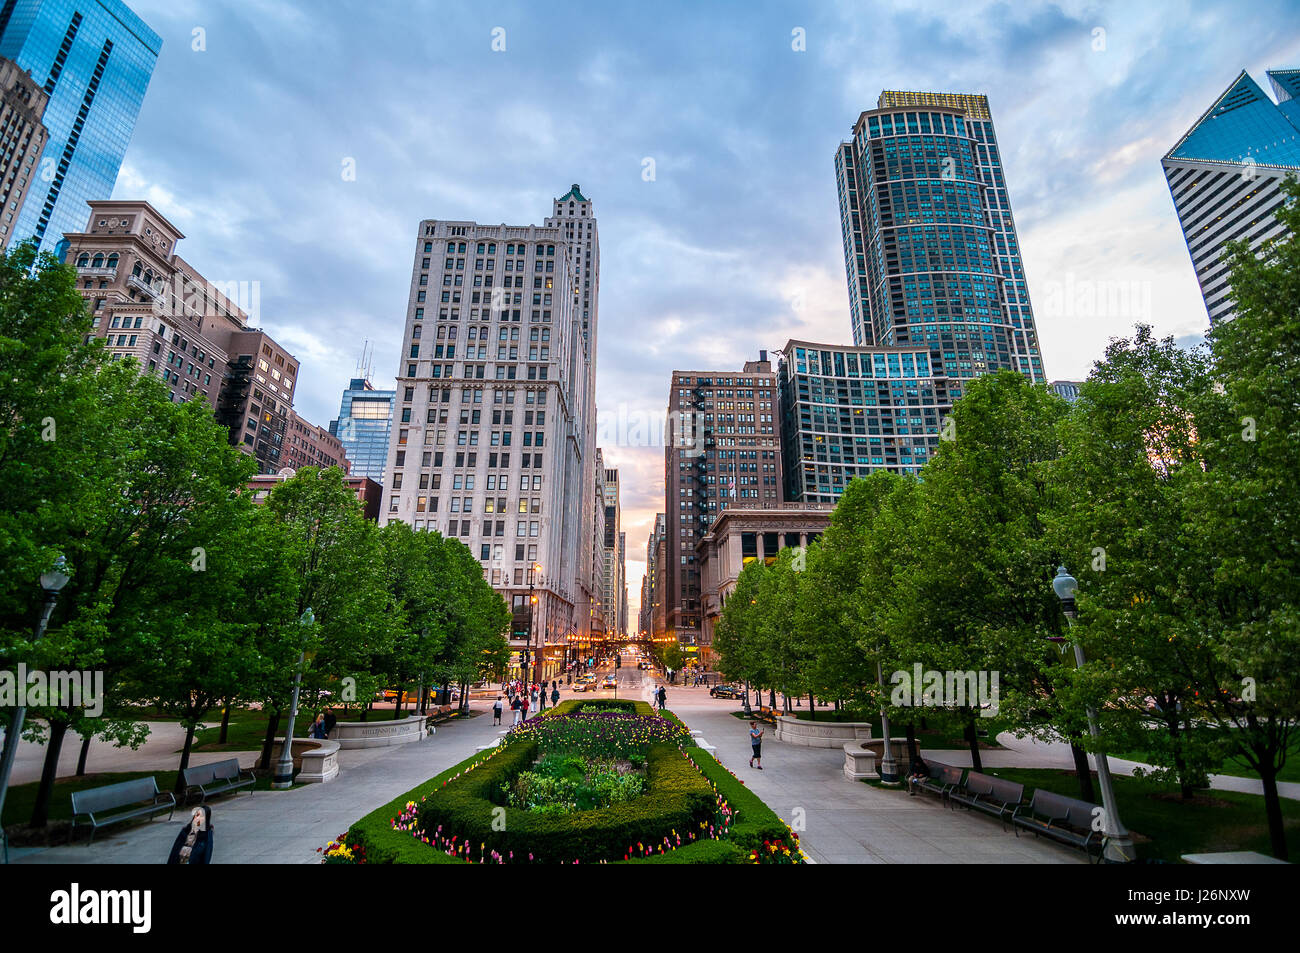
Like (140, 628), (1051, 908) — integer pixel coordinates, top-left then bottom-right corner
(0, 555), (71, 863)
(1052, 567), (1134, 863)
(273, 607), (314, 790)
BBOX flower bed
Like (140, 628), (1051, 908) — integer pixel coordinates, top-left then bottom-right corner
(335, 702), (803, 864)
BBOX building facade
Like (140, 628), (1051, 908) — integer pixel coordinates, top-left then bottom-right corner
(836, 90), (1044, 387)
(1162, 69), (1300, 324)
(663, 353), (782, 647)
(0, 54), (48, 244)
(697, 503), (834, 665)
(601, 465), (624, 641)
(1048, 380), (1084, 403)
(379, 187), (601, 680)
(0, 0), (160, 251)
(284, 411), (349, 473)
(329, 376), (395, 484)
(63, 200), (337, 475)
(779, 339), (952, 503)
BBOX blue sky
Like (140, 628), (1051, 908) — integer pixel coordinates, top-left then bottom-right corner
(118, 0), (1300, 621)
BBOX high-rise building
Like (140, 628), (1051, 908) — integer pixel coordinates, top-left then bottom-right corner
(601, 465), (624, 640)
(779, 339), (952, 502)
(284, 411), (349, 473)
(380, 186), (600, 679)
(63, 199), (339, 475)
(0, 0), (160, 251)
(329, 376), (395, 485)
(1048, 380), (1084, 403)
(617, 529), (628, 639)
(0, 55), (48, 244)
(641, 512), (667, 641)
(590, 448), (608, 648)
(663, 353), (782, 645)
(1162, 69), (1300, 323)
(835, 90), (1044, 388)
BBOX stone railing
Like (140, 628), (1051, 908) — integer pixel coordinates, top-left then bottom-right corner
(774, 715), (873, 748)
(331, 714), (428, 749)
(298, 741), (340, 783)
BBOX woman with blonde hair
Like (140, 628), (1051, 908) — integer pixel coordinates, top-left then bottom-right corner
(167, 805), (213, 864)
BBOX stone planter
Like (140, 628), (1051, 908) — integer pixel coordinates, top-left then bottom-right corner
(332, 714), (429, 749)
(297, 741), (340, 783)
(774, 715), (873, 748)
(843, 743), (878, 780)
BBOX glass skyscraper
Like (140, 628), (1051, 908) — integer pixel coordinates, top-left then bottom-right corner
(329, 378), (395, 485)
(0, 0), (160, 251)
(835, 90), (1044, 394)
(1162, 69), (1300, 323)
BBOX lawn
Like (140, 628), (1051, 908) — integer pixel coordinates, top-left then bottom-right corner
(980, 766), (1300, 862)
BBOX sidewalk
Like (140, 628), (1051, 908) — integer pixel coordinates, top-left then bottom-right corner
(8, 705), (506, 865)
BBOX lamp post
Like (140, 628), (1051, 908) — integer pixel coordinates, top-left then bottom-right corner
(273, 607), (314, 790)
(0, 555), (71, 863)
(527, 562), (541, 688)
(1052, 567), (1134, 863)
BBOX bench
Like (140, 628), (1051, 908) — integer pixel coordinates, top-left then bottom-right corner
(1012, 789), (1103, 861)
(426, 705), (457, 725)
(948, 771), (1024, 830)
(181, 758), (255, 803)
(911, 763), (964, 801)
(71, 777), (176, 842)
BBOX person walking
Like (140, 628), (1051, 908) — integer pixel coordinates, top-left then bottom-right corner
(550, 685), (560, 707)
(749, 721), (764, 769)
(492, 696), (504, 726)
(656, 685), (667, 711)
(167, 805), (213, 864)
(511, 693), (522, 725)
(522, 692), (532, 722)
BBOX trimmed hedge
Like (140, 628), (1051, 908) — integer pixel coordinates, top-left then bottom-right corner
(620, 839), (746, 864)
(684, 747), (795, 854)
(416, 740), (715, 863)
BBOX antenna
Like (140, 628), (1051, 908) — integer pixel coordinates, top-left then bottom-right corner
(355, 341), (374, 382)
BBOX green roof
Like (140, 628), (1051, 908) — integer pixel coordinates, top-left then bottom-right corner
(558, 184), (587, 202)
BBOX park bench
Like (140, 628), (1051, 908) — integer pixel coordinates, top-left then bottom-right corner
(71, 777), (176, 842)
(912, 763), (964, 801)
(1012, 788), (1104, 862)
(181, 758), (255, 803)
(948, 771), (1024, 830)
(427, 705), (457, 725)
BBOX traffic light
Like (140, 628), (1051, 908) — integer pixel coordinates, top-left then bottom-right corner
(615, 654), (621, 668)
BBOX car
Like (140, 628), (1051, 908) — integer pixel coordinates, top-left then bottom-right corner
(602, 675), (617, 689)
(709, 684), (746, 700)
(571, 680), (589, 692)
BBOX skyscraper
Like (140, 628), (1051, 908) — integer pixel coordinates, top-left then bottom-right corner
(1162, 69), (1300, 323)
(0, 0), (160, 252)
(330, 376), (396, 485)
(835, 90), (1044, 391)
(380, 186), (600, 679)
(0, 55), (48, 244)
(663, 353), (782, 645)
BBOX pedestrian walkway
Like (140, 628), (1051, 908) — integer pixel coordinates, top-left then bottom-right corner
(8, 705), (505, 865)
(673, 704), (1083, 864)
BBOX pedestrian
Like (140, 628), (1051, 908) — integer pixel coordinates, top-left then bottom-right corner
(322, 710), (337, 739)
(530, 685), (539, 711)
(656, 685), (667, 711)
(308, 713), (327, 739)
(492, 695), (503, 726)
(906, 753), (929, 795)
(749, 721), (764, 769)
(522, 693), (531, 722)
(511, 693), (522, 725)
(167, 805), (213, 864)
(550, 685), (560, 707)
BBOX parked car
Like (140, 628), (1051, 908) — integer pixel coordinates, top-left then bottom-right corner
(709, 684), (746, 700)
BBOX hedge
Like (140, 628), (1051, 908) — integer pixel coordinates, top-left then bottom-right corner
(683, 747), (795, 853)
(416, 740), (715, 863)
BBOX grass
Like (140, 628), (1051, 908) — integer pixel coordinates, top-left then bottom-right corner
(1110, 735), (1300, 785)
(979, 766), (1300, 862)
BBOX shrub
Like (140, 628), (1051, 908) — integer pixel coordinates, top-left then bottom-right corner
(684, 747), (799, 855)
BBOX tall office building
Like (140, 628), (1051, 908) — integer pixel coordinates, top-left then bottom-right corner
(779, 339), (951, 502)
(641, 512), (666, 640)
(330, 376), (396, 485)
(663, 354), (782, 646)
(835, 90), (1044, 390)
(1162, 69), (1300, 323)
(380, 186), (600, 679)
(601, 465), (624, 640)
(0, 55), (48, 244)
(0, 0), (160, 251)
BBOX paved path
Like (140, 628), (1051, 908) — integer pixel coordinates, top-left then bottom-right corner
(654, 679), (1084, 864)
(9, 705), (507, 865)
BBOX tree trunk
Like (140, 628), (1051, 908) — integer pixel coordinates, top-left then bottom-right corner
(218, 701), (233, 745)
(768, 688), (777, 708)
(394, 689), (404, 719)
(30, 717), (69, 828)
(174, 721), (197, 797)
(964, 716), (983, 773)
(258, 708), (282, 771)
(905, 721), (919, 766)
(75, 734), (92, 776)
(1259, 762), (1287, 860)
(1069, 737), (1096, 802)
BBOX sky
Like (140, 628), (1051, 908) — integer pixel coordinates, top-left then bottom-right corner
(117, 0), (1300, 629)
